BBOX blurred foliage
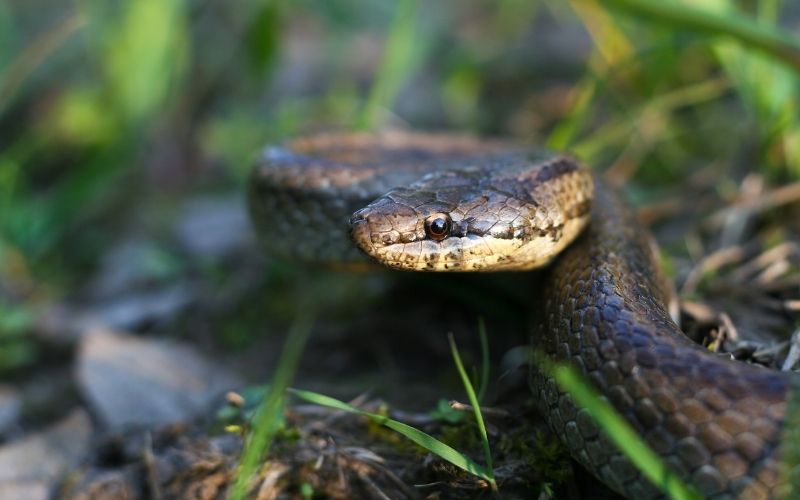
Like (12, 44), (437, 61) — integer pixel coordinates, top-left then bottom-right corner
(0, 0), (799, 371)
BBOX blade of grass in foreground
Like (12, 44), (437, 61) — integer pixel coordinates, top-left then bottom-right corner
(448, 332), (497, 490)
(0, 11), (86, 112)
(780, 376), (800, 498)
(476, 318), (490, 404)
(356, 0), (420, 130)
(594, 0), (800, 71)
(538, 355), (701, 500)
(289, 388), (495, 483)
(230, 312), (315, 500)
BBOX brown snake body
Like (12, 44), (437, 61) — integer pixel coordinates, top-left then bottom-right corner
(248, 131), (792, 498)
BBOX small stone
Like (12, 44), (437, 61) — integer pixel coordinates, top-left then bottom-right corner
(0, 386), (22, 436)
(0, 409), (92, 498)
(174, 195), (253, 259)
(77, 328), (242, 429)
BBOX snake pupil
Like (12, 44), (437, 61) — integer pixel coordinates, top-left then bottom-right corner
(425, 214), (452, 241)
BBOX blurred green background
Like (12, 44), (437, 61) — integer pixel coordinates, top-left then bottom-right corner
(1, 0), (799, 371)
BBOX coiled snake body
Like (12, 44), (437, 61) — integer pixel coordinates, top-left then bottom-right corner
(248, 131), (791, 498)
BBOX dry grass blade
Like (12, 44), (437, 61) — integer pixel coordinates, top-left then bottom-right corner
(709, 182), (800, 227)
(728, 242), (798, 283)
(680, 246), (746, 295)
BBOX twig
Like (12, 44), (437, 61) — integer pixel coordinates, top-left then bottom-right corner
(143, 432), (163, 500)
(448, 401), (511, 419)
(681, 246), (745, 295)
(717, 175), (764, 248)
(728, 242), (797, 283)
(709, 181), (800, 227)
(755, 259), (792, 285)
(781, 329), (800, 371)
(681, 300), (718, 323)
(718, 312), (740, 344)
(784, 300), (800, 312)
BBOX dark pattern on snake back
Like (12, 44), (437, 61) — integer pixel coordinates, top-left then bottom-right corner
(248, 131), (792, 498)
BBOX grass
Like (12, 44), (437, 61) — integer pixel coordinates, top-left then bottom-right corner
(230, 310), (315, 500)
(3, 1), (797, 289)
(782, 379), (800, 498)
(282, 319), (701, 498)
(476, 317), (490, 403)
(287, 324), (499, 489)
(448, 331), (497, 491)
(595, 0), (800, 70)
(0, 11), (85, 113)
(590, 0), (800, 176)
(289, 388), (495, 483)
(356, 0), (421, 130)
(544, 0), (800, 181)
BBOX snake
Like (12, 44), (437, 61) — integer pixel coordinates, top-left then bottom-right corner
(248, 130), (792, 498)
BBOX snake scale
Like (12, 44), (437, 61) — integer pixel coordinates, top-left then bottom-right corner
(248, 131), (793, 499)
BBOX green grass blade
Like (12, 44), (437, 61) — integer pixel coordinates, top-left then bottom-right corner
(448, 333), (496, 489)
(356, 0), (420, 130)
(780, 376), (800, 499)
(289, 388), (494, 482)
(547, 77), (599, 151)
(538, 355), (701, 499)
(230, 312), (315, 500)
(476, 318), (490, 404)
(594, 0), (800, 71)
(100, 0), (189, 122)
(695, 0), (799, 174)
(0, 11), (86, 114)
(571, 77), (730, 161)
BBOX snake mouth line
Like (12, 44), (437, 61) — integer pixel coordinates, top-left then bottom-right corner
(350, 213), (559, 243)
(351, 215), (589, 271)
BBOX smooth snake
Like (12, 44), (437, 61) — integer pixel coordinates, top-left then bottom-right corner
(248, 130), (793, 499)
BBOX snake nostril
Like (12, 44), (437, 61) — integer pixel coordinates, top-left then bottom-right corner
(350, 210), (368, 224)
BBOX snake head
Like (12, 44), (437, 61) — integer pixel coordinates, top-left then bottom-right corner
(350, 159), (594, 271)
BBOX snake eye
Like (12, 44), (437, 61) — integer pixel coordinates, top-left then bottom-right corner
(425, 213), (452, 241)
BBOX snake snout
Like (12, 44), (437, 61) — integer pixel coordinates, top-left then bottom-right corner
(350, 209), (375, 256)
(349, 208), (367, 225)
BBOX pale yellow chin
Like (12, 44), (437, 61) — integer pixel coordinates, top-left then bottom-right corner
(362, 215), (590, 272)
